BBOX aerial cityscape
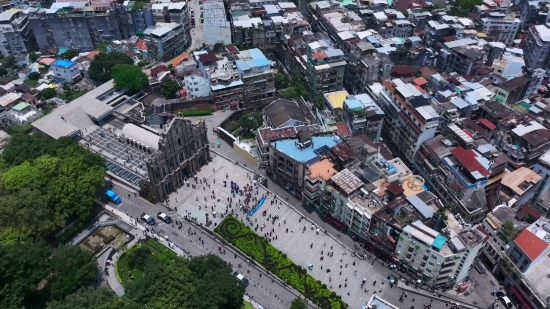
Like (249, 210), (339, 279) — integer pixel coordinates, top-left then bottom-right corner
(0, 0), (550, 308)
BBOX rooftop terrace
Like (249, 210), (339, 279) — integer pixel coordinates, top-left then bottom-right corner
(272, 135), (341, 163)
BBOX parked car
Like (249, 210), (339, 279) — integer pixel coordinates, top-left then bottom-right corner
(105, 190), (121, 204)
(499, 296), (512, 308)
(141, 213), (155, 225)
(157, 212), (172, 224)
(232, 271), (249, 286)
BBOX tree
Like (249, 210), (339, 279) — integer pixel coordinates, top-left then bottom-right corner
(501, 220), (518, 242)
(61, 50), (79, 60)
(29, 52), (38, 63)
(48, 288), (138, 309)
(127, 246), (151, 270)
(448, 0), (482, 17)
(41, 88), (57, 99)
(28, 71), (40, 81)
(187, 255), (245, 309)
(2, 55), (16, 69)
(313, 95), (325, 111)
(274, 73), (290, 89)
(160, 79), (180, 98)
(0, 240), (51, 309)
(0, 66), (6, 76)
(289, 297), (307, 309)
(238, 112), (262, 135)
(96, 42), (110, 52)
(112, 64), (148, 94)
(49, 246), (98, 300)
(88, 52), (133, 82)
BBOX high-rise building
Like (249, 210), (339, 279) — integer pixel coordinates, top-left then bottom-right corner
(0, 9), (37, 56)
(523, 24), (550, 72)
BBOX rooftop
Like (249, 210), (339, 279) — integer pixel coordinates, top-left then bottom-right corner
(272, 135), (341, 163)
(501, 167), (542, 196)
(307, 158), (337, 181)
(514, 229), (549, 260)
(32, 80), (117, 139)
(52, 59), (76, 68)
(324, 90), (349, 109)
(331, 168), (364, 195)
(265, 99), (307, 129)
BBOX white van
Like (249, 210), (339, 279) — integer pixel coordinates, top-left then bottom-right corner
(499, 296), (512, 308)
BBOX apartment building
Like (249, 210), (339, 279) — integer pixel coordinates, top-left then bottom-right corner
(233, 48), (275, 107)
(523, 24), (550, 73)
(372, 10), (413, 39)
(303, 158), (338, 212)
(395, 220), (486, 288)
(480, 13), (519, 45)
(203, 0), (231, 45)
(480, 205), (529, 269)
(414, 132), (492, 223)
(197, 53), (243, 109)
(438, 41), (487, 76)
(231, 3), (310, 58)
(302, 36), (346, 98)
(51, 59), (81, 83)
(143, 22), (186, 61)
(494, 115), (550, 164)
(377, 79), (439, 163)
(269, 131), (342, 197)
(322, 168), (383, 241)
(532, 150), (550, 205)
(28, 3), (132, 51)
(498, 217), (550, 309)
(0, 9), (37, 56)
(307, 1), (365, 50)
(342, 93), (384, 140)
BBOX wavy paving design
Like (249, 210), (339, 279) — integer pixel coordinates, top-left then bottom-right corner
(216, 216), (347, 309)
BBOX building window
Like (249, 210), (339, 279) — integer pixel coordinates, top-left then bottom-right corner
(428, 261), (434, 266)
(177, 138), (181, 146)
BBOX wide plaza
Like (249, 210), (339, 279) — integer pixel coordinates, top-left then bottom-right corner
(163, 153), (458, 309)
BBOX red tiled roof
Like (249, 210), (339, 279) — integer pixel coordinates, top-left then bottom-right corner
(198, 53), (218, 63)
(391, 66), (417, 75)
(87, 50), (101, 60)
(413, 77), (427, 86)
(450, 146), (490, 176)
(478, 118), (496, 130)
(136, 40), (147, 50)
(258, 127), (296, 144)
(387, 181), (404, 195)
(312, 50), (328, 60)
(330, 143), (355, 161)
(336, 121), (351, 136)
(514, 229), (549, 260)
(151, 65), (169, 76)
(516, 204), (543, 220)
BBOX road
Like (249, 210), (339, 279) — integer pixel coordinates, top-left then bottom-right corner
(187, 0), (204, 51)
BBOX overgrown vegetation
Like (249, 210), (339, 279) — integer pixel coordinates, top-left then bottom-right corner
(178, 110), (214, 117)
(0, 240), (98, 308)
(160, 79), (180, 98)
(88, 51), (134, 82)
(216, 216), (347, 309)
(60, 49), (79, 60)
(448, 0), (482, 17)
(112, 64), (148, 94)
(107, 241), (246, 309)
(276, 70), (309, 99)
(0, 134), (106, 242)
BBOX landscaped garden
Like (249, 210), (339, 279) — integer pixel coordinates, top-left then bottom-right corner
(215, 215), (347, 309)
(115, 238), (178, 283)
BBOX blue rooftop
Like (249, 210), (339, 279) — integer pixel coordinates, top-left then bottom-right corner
(247, 48), (266, 60)
(52, 59), (76, 68)
(344, 99), (362, 111)
(432, 234), (447, 250)
(273, 136), (340, 162)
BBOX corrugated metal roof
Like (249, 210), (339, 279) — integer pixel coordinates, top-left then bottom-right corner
(450, 146), (490, 177)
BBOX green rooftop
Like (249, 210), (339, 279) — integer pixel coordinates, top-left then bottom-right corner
(12, 102), (30, 112)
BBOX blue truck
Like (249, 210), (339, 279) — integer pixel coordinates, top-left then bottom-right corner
(105, 190), (122, 205)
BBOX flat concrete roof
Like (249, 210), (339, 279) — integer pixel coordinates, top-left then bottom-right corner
(32, 80), (116, 139)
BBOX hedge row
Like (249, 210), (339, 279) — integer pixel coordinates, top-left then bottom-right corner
(215, 215), (347, 309)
